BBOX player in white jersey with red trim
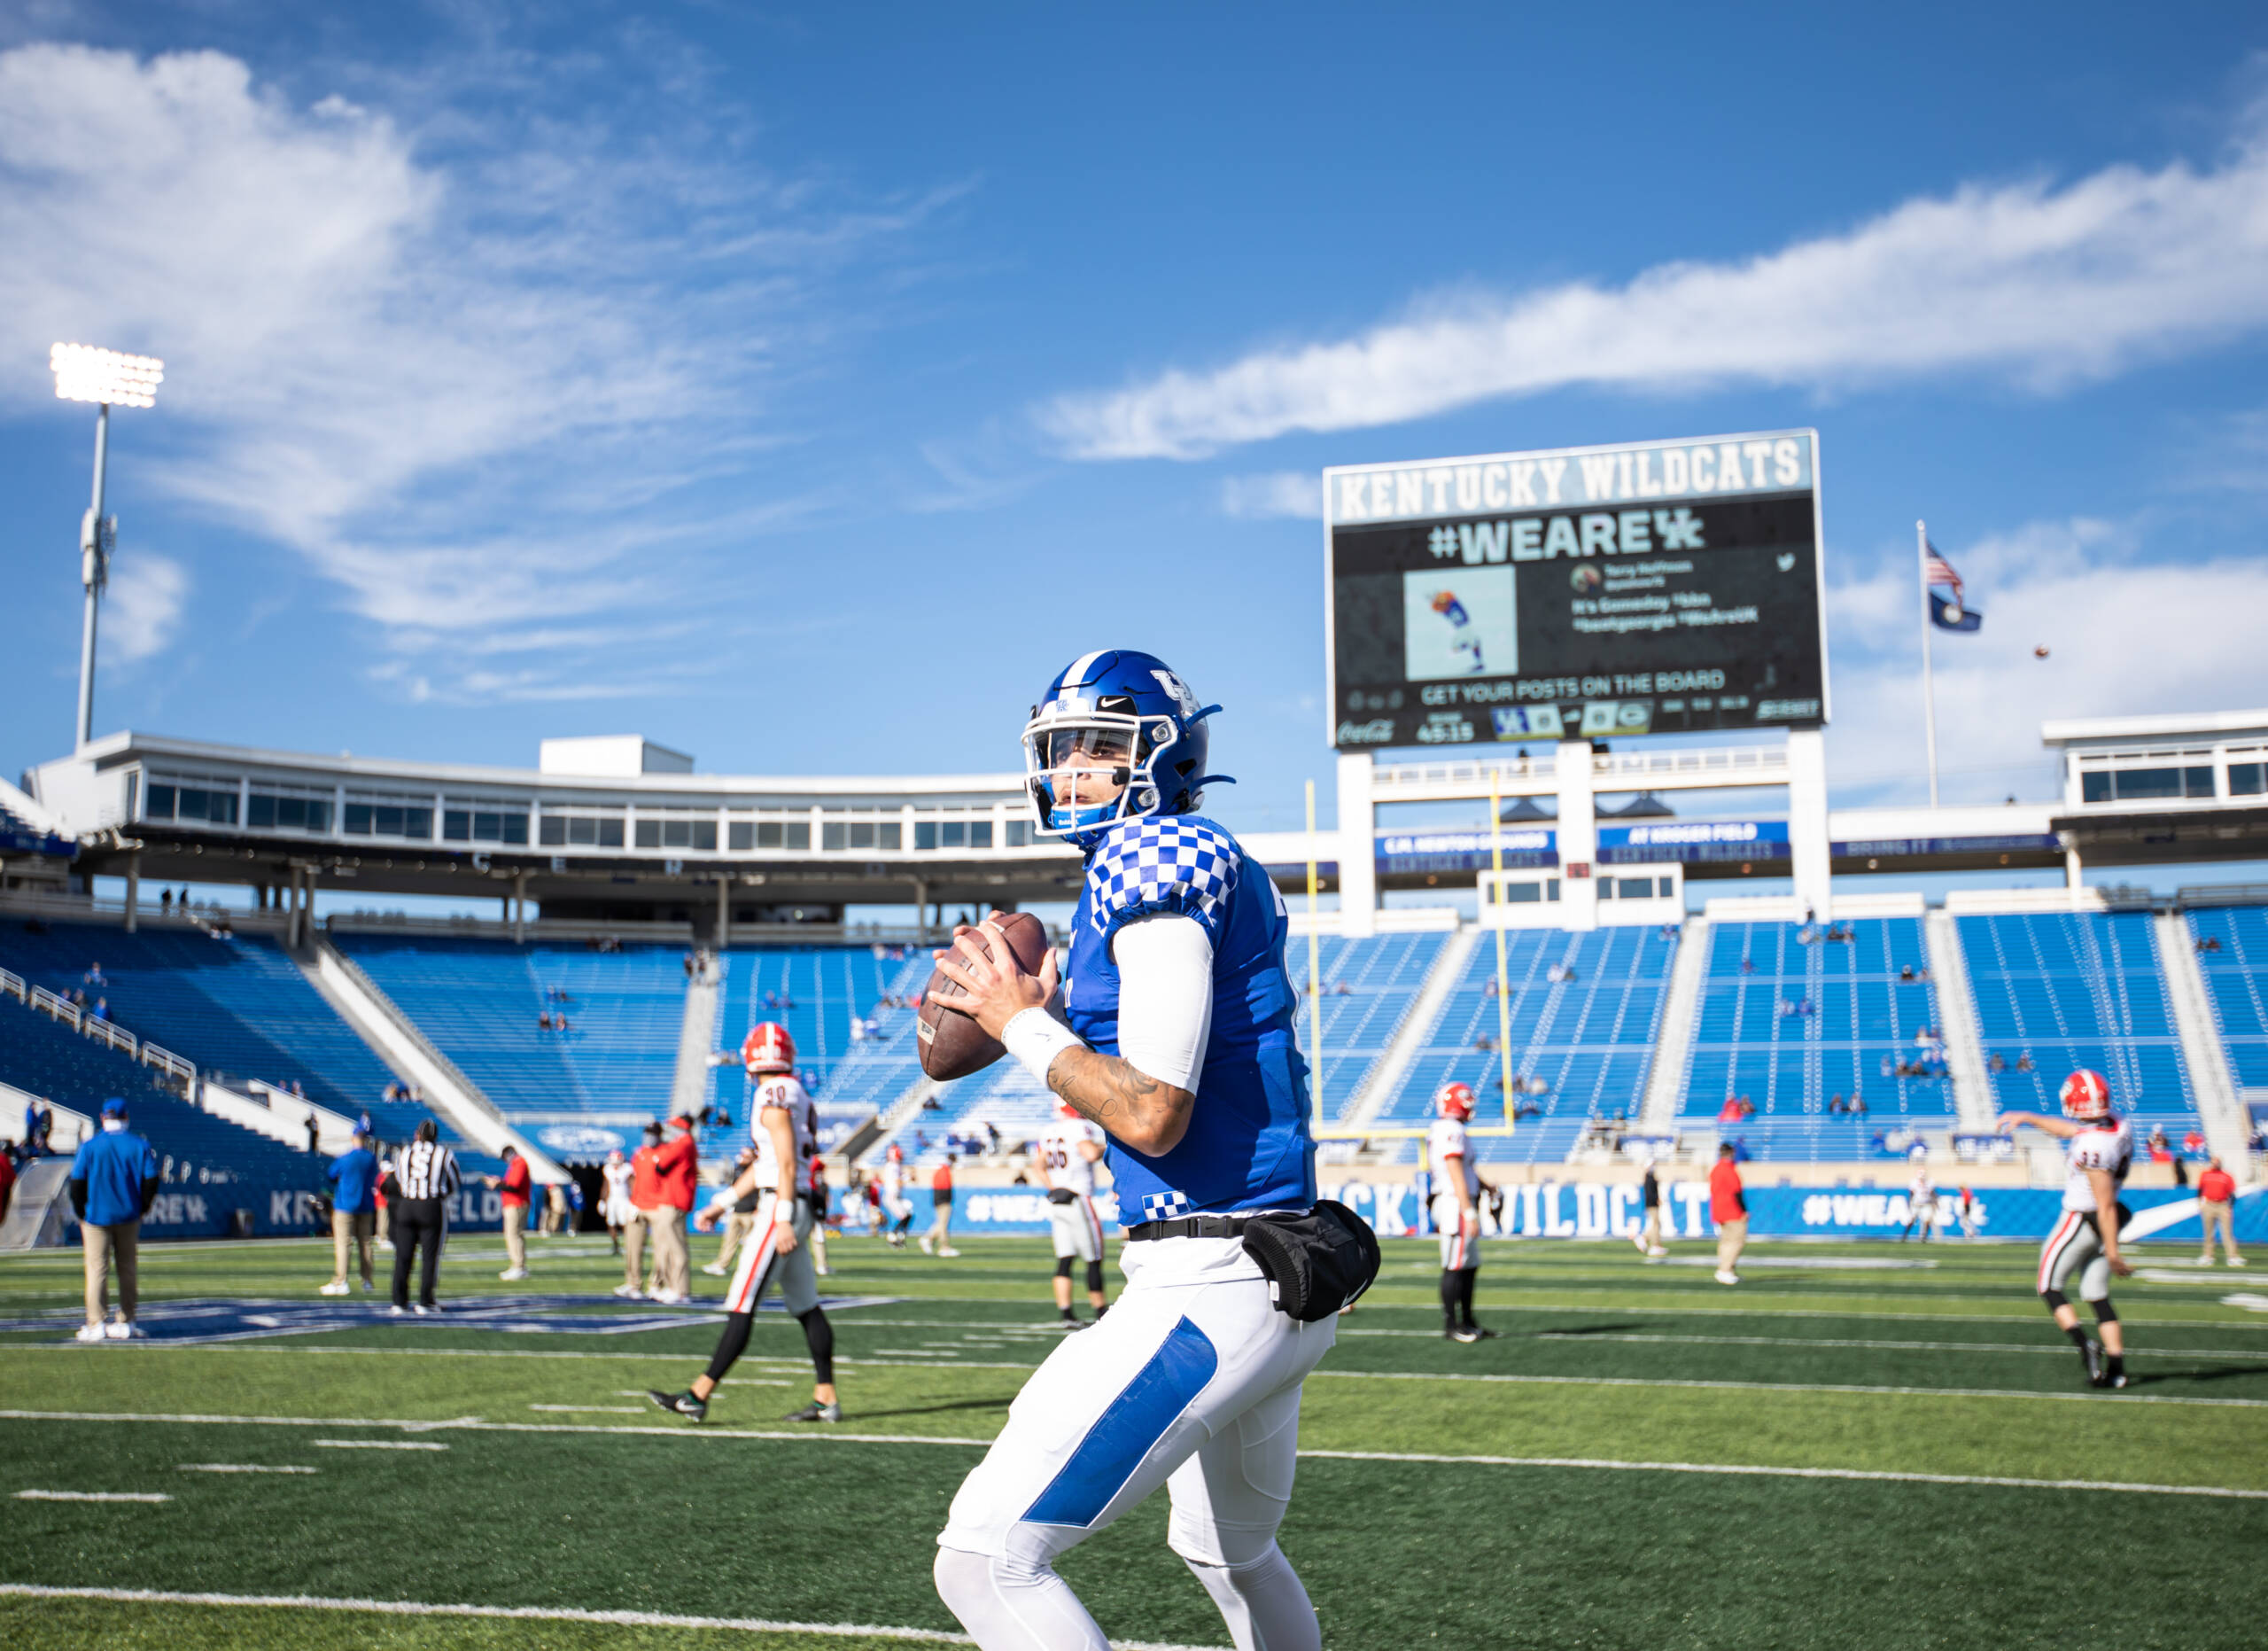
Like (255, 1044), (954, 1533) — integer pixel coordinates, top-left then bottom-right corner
(2000, 1069), (2134, 1390)
(879, 1142), (915, 1247)
(649, 1023), (841, 1423)
(1037, 1101), (1110, 1328)
(1428, 1083), (1495, 1344)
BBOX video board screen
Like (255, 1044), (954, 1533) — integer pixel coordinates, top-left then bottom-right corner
(1324, 431), (1826, 750)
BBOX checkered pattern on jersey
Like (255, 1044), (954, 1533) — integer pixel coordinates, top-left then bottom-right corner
(1085, 817), (1239, 945)
(1138, 1189), (1192, 1221)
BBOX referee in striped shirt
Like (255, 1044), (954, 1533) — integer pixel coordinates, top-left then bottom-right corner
(385, 1120), (459, 1315)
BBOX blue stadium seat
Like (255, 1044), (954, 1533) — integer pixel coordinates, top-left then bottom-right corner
(1958, 911), (2194, 1125)
(0, 921), (422, 1140)
(1369, 925), (1679, 1164)
(1682, 919), (1953, 1159)
(2186, 906), (2268, 1089)
(0, 995), (322, 1189)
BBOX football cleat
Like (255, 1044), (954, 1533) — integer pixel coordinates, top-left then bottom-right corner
(1446, 1326), (1484, 1344)
(2080, 1338), (2104, 1385)
(2059, 1069), (2112, 1122)
(701, 1263), (727, 1276)
(1713, 1268), (1740, 1286)
(649, 1389), (707, 1422)
(783, 1400), (842, 1424)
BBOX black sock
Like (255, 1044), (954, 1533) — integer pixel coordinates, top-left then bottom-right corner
(704, 1310), (754, 1383)
(1060, 1305), (1078, 1320)
(1439, 1270), (1459, 1328)
(1458, 1269), (1480, 1328)
(797, 1306), (835, 1385)
(2105, 1354), (2124, 1379)
(2065, 1326), (2093, 1360)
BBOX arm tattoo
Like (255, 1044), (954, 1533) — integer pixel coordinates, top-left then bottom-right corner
(1046, 1047), (1193, 1153)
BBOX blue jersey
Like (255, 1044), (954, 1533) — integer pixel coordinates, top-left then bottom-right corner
(1062, 814), (1316, 1224)
(327, 1147), (379, 1214)
(71, 1125), (158, 1228)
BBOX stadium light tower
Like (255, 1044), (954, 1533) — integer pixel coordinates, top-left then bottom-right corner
(51, 342), (163, 749)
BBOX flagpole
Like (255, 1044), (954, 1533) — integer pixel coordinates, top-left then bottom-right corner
(1916, 518), (1938, 808)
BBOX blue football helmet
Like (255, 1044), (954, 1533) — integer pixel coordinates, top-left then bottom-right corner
(1021, 650), (1228, 848)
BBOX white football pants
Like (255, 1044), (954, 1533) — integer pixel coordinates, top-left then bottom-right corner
(936, 1234), (1334, 1651)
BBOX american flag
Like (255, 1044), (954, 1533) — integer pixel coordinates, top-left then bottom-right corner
(1923, 543), (1963, 599)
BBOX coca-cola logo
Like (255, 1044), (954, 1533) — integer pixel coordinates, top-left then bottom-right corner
(1338, 718), (1394, 744)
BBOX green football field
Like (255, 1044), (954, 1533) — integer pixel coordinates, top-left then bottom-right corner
(3, 1230), (2265, 1650)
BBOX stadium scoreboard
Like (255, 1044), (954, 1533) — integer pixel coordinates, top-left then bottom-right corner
(1324, 430), (1827, 750)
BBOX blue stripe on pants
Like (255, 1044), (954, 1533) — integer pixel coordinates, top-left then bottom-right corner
(1021, 1314), (1218, 1529)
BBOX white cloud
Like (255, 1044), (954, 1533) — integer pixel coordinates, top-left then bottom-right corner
(1822, 518), (2268, 803)
(1219, 471), (1322, 520)
(98, 550), (189, 666)
(1043, 119), (2268, 460)
(0, 43), (943, 698)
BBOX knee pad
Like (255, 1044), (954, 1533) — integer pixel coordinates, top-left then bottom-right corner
(1084, 1259), (1105, 1294)
(2089, 1298), (2117, 1324)
(1054, 1256), (1075, 1279)
(2039, 1289), (2069, 1312)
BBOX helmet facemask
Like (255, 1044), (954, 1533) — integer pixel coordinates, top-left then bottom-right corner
(1022, 706), (1185, 843)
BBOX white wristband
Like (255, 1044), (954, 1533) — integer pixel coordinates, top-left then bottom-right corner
(1003, 1008), (1086, 1088)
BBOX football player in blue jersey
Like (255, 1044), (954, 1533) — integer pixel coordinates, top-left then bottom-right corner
(928, 650), (1348, 1651)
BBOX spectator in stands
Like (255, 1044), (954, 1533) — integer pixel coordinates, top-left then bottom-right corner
(2016, 1054), (2034, 1073)
(1989, 1052), (2007, 1073)
(159, 889), (170, 913)
(1847, 1093), (1867, 1118)
(322, 1125), (380, 1296)
(84, 962), (105, 987)
(983, 1121), (1001, 1156)
(1828, 1094), (1845, 1115)
(1710, 1143), (1747, 1287)
(69, 1098), (159, 1341)
(304, 1114), (320, 1155)
(481, 1146), (534, 1280)
(0, 1144), (13, 1227)
(2196, 1157), (2244, 1266)
(649, 1115), (700, 1303)
(1739, 957), (1754, 974)
(617, 1124), (664, 1298)
(23, 1098), (52, 1156)
(921, 1156), (959, 1258)
(2182, 1128), (2206, 1157)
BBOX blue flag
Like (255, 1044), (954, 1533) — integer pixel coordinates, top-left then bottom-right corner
(1930, 593), (1982, 633)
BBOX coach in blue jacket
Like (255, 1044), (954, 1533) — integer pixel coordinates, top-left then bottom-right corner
(68, 1097), (160, 1343)
(322, 1125), (380, 1296)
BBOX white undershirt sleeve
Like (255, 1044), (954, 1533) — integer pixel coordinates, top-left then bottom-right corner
(1111, 914), (1216, 1093)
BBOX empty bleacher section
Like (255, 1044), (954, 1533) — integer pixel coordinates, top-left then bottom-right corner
(1366, 926), (1678, 1163)
(1682, 919), (1950, 1159)
(1959, 911), (2194, 1124)
(0, 921), (416, 1137)
(0, 993), (318, 1189)
(1296, 931), (1447, 1116)
(2186, 906), (2268, 1092)
(714, 946), (933, 1152)
(334, 935), (686, 1124)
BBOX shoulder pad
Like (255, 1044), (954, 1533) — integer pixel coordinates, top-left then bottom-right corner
(1085, 815), (1240, 946)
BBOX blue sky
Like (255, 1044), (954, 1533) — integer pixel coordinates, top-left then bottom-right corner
(4, 2), (2268, 840)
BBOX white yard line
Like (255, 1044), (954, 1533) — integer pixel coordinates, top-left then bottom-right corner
(1299, 1449), (2268, 1500)
(0, 1581), (1232, 1650)
(176, 1464), (317, 1474)
(312, 1439), (450, 1451)
(1309, 1368), (2268, 1407)
(8, 1408), (2267, 1499)
(528, 1405), (643, 1413)
(14, 1490), (171, 1502)
(1530, 1331), (2268, 1360)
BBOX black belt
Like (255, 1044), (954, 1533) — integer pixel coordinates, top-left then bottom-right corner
(1125, 1214), (1254, 1242)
